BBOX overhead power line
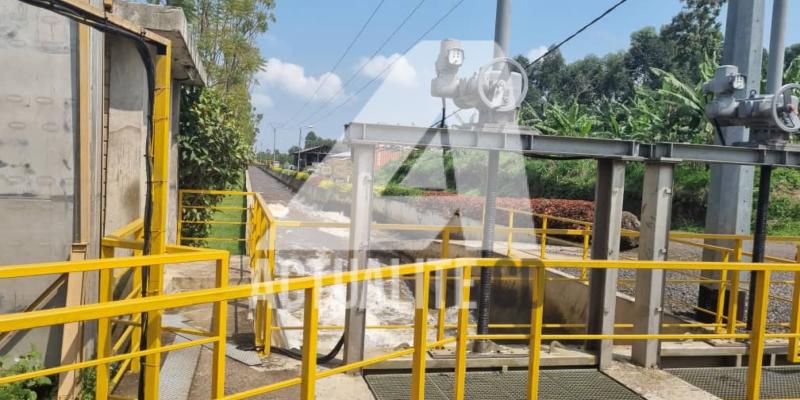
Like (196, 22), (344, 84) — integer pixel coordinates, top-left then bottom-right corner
(307, 0), (465, 126)
(290, 0), (430, 126)
(282, 0), (387, 125)
(524, 0), (631, 70)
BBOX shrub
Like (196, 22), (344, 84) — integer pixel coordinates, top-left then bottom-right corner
(295, 172), (310, 181)
(319, 179), (336, 190)
(336, 183), (352, 193)
(272, 166), (283, 173)
(379, 184), (424, 197)
(0, 347), (54, 399)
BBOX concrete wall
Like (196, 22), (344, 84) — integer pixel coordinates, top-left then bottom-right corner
(104, 36), (147, 235)
(0, 0), (78, 362)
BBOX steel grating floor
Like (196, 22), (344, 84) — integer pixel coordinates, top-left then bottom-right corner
(667, 366), (800, 400)
(364, 369), (643, 400)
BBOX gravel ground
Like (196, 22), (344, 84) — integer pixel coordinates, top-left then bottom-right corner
(616, 241), (798, 332)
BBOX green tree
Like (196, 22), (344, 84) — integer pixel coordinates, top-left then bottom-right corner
(625, 27), (672, 87)
(659, 0), (725, 83)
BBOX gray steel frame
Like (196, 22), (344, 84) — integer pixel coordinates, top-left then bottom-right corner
(346, 122), (800, 168)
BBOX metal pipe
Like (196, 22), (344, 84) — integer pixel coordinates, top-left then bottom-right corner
(766, 0), (789, 94)
(475, 0), (511, 353)
(748, 165), (772, 328)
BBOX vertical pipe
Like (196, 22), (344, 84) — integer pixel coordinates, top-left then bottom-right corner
(748, 166), (772, 328)
(766, 0), (789, 95)
(475, 0), (512, 354)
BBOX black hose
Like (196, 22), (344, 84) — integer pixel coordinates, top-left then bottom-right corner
(747, 165), (772, 329)
(269, 334), (345, 364)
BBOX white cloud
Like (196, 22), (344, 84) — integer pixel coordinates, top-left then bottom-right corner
(526, 45), (548, 62)
(251, 92), (274, 108)
(256, 58), (344, 101)
(358, 53), (417, 87)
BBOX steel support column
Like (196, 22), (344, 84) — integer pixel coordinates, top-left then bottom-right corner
(143, 45), (172, 400)
(632, 163), (674, 368)
(587, 159), (625, 369)
(699, 0), (764, 314)
(343, 143), (375, 366)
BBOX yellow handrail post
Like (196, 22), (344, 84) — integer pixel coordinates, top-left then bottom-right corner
(441, 227), (450, 259)
(526, 265), (545, 400)
(539, 217), (548, 259)
(789, 243), (800, 362)
(453, 264), (471, 400)
(715, 251), (730, 333)
(581, 229), (590, 279)
(410, 269), (431, 400)
(177, 190), (183, 245)
(436, 268), (447, 346)
(95, 245), (114, 399)
(131, 229), (144, 373)
(507, 210), (514, 257)
(300, 283), (320, 400)
(728, 239), (744, 334)
(745, 270), (770, 400)
(211, 256), (228, 398)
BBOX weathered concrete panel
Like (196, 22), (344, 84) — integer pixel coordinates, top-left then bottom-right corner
(0, 0), (78, 363)
(104, 36), (146, 235)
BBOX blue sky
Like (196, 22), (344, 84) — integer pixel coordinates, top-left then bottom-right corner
(252, 0), (800, 153)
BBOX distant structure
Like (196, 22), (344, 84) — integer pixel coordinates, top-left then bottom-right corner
(292, 144), (332, 170)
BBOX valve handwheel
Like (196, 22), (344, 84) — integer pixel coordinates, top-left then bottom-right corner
(477, 57), (529, 112)
(772, 83), (800, 133)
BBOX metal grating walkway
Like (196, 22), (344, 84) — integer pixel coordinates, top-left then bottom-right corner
(364, 369), (643, 400)
(667, 367), (800, 400)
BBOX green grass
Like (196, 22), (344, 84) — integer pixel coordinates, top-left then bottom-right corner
(205, 193), (247, 255)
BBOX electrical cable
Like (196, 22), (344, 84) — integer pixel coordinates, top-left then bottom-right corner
(289, 0), (429, 127)
(307, 0), (465, 127)
(269, 335), (345, 364)
(282, 0), (387, 126)
(523, 0), (630, 71)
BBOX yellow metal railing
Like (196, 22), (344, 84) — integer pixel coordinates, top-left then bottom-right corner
(175, 189), (800, 356)
(2, 257), (800, 399)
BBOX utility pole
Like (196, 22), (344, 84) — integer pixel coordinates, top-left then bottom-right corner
(698, 0), (764, 318)
(474, 0), (511, 353)
(272, 125), (277, 166)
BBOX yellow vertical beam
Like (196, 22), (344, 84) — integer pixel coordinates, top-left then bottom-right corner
(453, 265), (472, 400)
(143, 44), (172, 400)
(581, 231), (590, 279)
(436, 269), (447, 345)
(441, 228), (450, 259)
(211, 257), (229, 398)
(728, 239), (744, 334)
(130, 230), (144, 374)
(746, 270), (770, 400)
(410, 270), (431, 400)
(176, 190), (183, 245)
(506, 211), (514, 256)
(526, 266), (545, 400)
(790, 244), (800, 363)
(715, 251), (730, 333)
(95, 246), (115, 399)
(539, 217), (548, 259)
(790, 270), (800, 363)
(300, 284), (319, 400)
(262, 223), (278, 356)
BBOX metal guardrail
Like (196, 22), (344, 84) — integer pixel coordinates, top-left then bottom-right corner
(177, 189), (800, 355)
(1, 257), (800, 399)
